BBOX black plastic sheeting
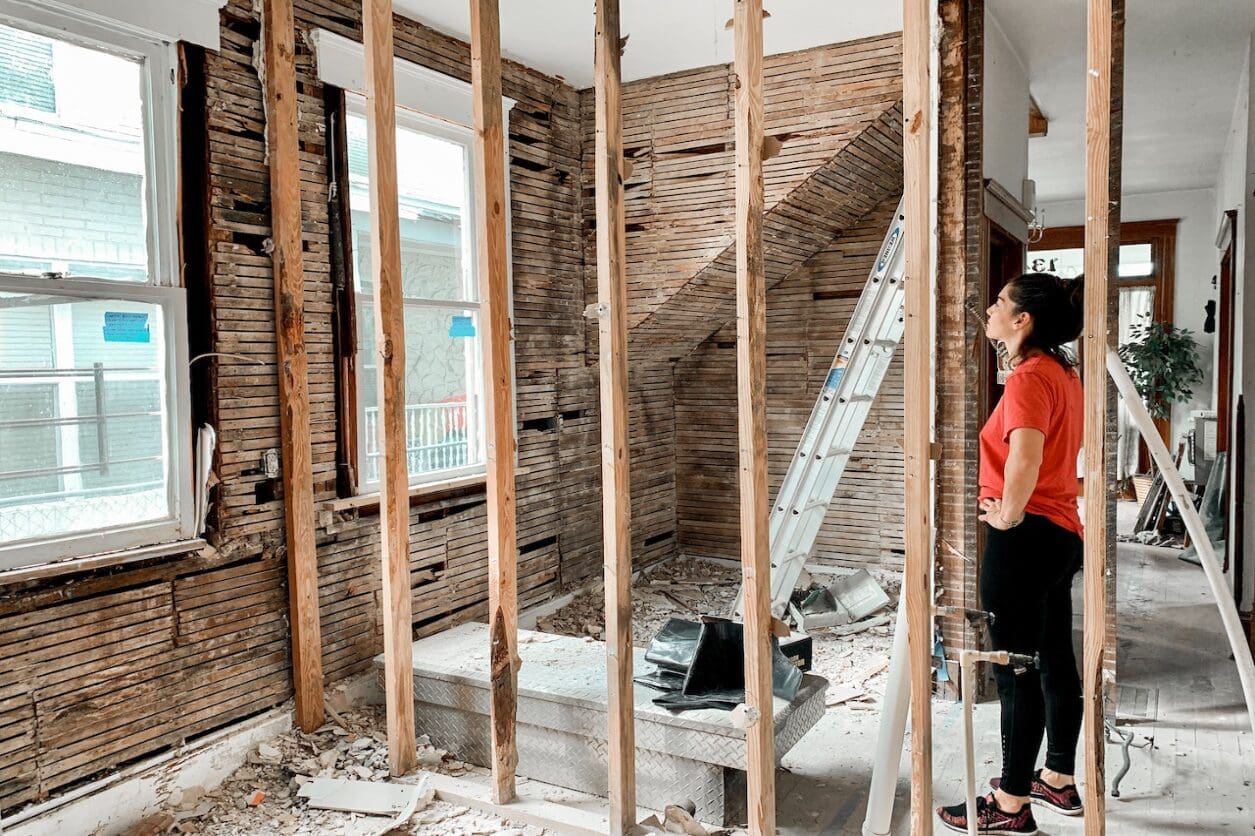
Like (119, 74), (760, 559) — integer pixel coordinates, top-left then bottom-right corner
(637, 617), (810, 712)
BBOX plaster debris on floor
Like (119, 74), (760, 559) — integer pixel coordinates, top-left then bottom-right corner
(536, 556), (900, 711)
(138, 708), (544, 836)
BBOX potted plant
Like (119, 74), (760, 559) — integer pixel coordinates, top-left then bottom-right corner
(1117, 316), (1204, 421)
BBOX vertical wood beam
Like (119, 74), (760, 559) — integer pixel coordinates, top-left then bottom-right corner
(593, 0), (636, 831)
(261, 0), (324, 733)
(469, 0), (519, 805)
(362, 0), (417, 775)
(902, 0), (934, 831)
(1082, 0), (1120, 829)
(732, 1), (774, 833)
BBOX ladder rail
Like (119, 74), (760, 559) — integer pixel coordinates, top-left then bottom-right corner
(735, 201), (907, 618)
(768, 229), (906, 544)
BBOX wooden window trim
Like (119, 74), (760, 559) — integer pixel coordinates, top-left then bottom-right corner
(1031, 218), (1177, 325)
(326, 87), (360, 497)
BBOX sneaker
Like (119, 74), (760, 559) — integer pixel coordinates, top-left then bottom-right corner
(937, 793), (1038, 834)
(990, 770), (1084, 817)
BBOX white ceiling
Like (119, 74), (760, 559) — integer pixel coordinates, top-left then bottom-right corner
(392, 0), (902, 88)
(988, 0), (1255, 203)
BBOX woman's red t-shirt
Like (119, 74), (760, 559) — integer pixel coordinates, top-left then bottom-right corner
(978, 354), (1084, 537)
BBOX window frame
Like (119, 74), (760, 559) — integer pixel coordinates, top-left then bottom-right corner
(0, 2), (192, 570)
(315, 28), (517, 499)
(344, 96), (489, 493)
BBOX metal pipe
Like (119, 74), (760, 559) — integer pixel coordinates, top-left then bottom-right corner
(1107, 348), (1255, 736)
(862, 602), (911, 836)
(960, 650), (978, 836)
(93, 362), (109, 476)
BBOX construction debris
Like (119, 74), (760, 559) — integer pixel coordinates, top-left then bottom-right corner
(540, 556), (899, 712)
(297, 777), (430, 816)
(147, 708), (544, 835)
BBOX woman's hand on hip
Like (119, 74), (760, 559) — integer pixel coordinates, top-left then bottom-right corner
(979, 497), (1016, 531)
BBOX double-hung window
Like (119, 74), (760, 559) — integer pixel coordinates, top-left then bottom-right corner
(345, 100), (486, 489)
(312, 28), (516, 496)
(0, 3), (191, 569)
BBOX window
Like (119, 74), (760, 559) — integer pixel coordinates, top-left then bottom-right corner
(344, 98), (486, 490)
(0, 6), (190, 569)
(312, 28), (517, 496)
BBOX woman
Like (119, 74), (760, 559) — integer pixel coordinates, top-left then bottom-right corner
(938, 273), (1087, 835)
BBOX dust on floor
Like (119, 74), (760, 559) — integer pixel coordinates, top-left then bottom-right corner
(136, 707), (543, 836)
(536, 556), (900, 711)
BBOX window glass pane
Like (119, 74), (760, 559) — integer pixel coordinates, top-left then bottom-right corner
(346, 112), (473, 302)
(0, 22), (148, 282)
(356, 303), (483, 485)
(1028, 248), (1083, 278)
(1117, 243), (1153, 278)
(1030, 243), (1156, 280)
(0, 292), (169, 544)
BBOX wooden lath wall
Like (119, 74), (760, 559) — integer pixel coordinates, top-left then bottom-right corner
(577, 36), (907, 570)
(582, 34), (904, 360)
(0, 0), (596, 814)
(677, 198), (908, 568)
(1, 10), (912, 817)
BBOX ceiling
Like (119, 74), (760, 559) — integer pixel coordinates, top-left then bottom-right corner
(392, 0), (902, 87)
(988, 0), (1255, 203)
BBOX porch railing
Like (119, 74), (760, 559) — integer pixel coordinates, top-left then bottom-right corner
(362, 400), (471, 483)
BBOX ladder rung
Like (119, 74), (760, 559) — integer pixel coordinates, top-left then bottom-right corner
(799, 498), (829, 512)
(827, 446), (852, 457)
(843, 394), (874, 403)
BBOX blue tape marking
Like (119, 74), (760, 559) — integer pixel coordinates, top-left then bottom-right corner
(103, 311), (150, 343)
(823, 367), (845, 392)
(448, 315), (476, 338)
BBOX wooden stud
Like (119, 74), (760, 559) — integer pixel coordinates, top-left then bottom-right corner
(1082, 0), (1119, 829)
(902, 0), (934, 831)
(260, 0), (324, 734)
(469, 0), (520, 805)
(593, 0), (636, 831)
(732, 1), (775, 833)
(362, 0), (417, 776)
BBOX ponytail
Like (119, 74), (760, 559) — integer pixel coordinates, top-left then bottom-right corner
(1005, 272), (1085, 368)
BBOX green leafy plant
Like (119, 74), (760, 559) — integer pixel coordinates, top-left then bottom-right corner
(1117, 316), (1204, 420)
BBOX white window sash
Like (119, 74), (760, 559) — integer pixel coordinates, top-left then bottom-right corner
(0, 0), (181, 289)
(0, 275), (194, 569)
(336, 70), (517, 495)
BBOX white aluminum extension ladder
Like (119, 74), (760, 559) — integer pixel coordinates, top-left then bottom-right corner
(734, 199), (907, 619)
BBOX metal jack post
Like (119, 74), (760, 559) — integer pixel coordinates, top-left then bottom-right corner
(959, 649), (1038, 836)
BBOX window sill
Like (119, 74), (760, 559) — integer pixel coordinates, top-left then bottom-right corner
(0, 537), (207, 587)
(325, 473), (487, 516)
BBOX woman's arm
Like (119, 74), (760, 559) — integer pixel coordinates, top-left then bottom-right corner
(999, 428), (1045, 523)
(980, 427), (1045, 528)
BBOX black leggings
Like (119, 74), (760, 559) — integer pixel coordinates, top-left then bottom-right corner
(979, 512), (1084, 797)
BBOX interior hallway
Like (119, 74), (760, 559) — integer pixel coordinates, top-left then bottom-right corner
(775, 516), (1255, 834)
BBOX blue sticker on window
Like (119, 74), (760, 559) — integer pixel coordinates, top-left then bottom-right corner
(449, 315), (475, 338)
(103, 311), (150, 343)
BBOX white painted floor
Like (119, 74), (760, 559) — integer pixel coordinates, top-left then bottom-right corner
(775, 515), (1255, 834)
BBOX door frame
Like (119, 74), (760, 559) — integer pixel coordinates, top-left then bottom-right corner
(1029, 218), (1178, 459)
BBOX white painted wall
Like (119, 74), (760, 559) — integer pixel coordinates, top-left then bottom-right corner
(1213, 35), (1253, 613)
(1039, 189), (1218, 446)
(983, 8), (1030, 201)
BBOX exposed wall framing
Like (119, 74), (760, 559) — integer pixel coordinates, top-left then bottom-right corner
(934, 0), (986, 691)
(0, 0), (588, 813)
(1081, 0), (1125, 829)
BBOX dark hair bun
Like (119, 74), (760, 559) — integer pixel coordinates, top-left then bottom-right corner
(1006, 272), (1084, 366)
